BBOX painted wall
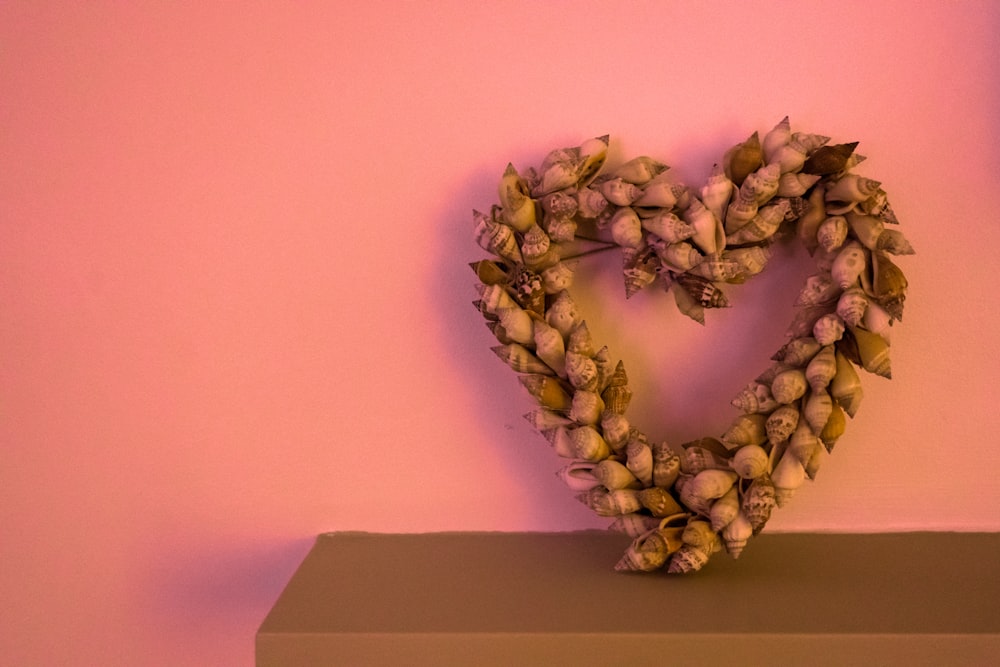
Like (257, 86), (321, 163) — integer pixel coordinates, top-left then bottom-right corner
(3, 1), (998, 664)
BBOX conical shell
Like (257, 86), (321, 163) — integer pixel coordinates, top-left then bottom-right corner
(802, 141), (859, 175)
(539, 190), (578, 217)
(787, 419), (824, 479)
(475, 282), (517, 315)
(724, 245), (772, 281)
(723, 194), (759, 235)
(682, 197), (726, 256)
(772, 132), (830, 174)
(825, 173), (882, 207)
(568, 425), (611, 462)
(803, 389), (834, 437)
(641, 210), (696, 244)
(593, 459), (641, 490)
(776, 171), (821, 198)
(681, 519), (719, 550)
(555, 461), (600, 491)
(473, 208), (523, 264)
(652, 442), (681, 488)
(576, 135), (610, 186)
(542, 214), (577, 244)
(495, 306), (535, 346)
(771, 368), (808, 404)
(836, 287), (868, 328)
(519, 374), (571, 411)
(762, 116), (791, 165)
(608, 513), (661, 538)
(540, 260), (576, 294)
(609, 206), (644, 249)
(830, 349), (863, 417)
(871, 252), (907, 321)
(667, 543), (712, 574)
(575, 187), (608, 219)
(598, 177), (642, 206)
(725, 199), (789, 246)
(731, 382), (779, 414)
(544, 426), (577, 459)
(731, 444), (770, 480)
(671, 280), (706, 324)
(524, 408), (573, 432)
(569, 389), (605, 426)
(812, 313), (846, 346)
(721, 413), (768, 448)
(621, 245), (660, 299)
(772, 336), (822, 367)
(656, 240), (704, 272)
(532, 320), (566, 377)
(686, 254), (742, 282)
(845, 210), (885, 250)
(876, 228), (915, 256)
(600, 412), (630, 452)
(634, 171), (687, 208)
(830, 240), (868, 289)
(795, 186), (827, 254)
(723, 131), (762, 186)
(565, 351), (598, 391)
(805, 344), (837, 391)
(817, 215), (848, 253)
(680, 469), (738, 514)
(741, 162), (781, 205)
(676, 273), (729, 308)
(710, 486), (741, 531)
(722, 511), (753, 558)
(742, 474), (777, 534)
(614, 527), (682, 572)
(638, 486), (685, 518)
(681, 439), (733, 474)
(820, 401), (847, 452)
(770, 452), (807, 507)
(498, 164), (537, 232)
(579, 487), (641, 517)
(545, 290), (580, 339)
(863, 301), (893, 343)
(766, 404), (800, 444)
(470, 259), (511, 286)
(512, 266), (545, 315)
(492, 343), (553, 375)
(613, 155), (668, 185)
(700, 163), (735, 223)
(600, 360), (633, 415)
(625, 437), (654, 486)
(848, 326), (892, 379)
(567, 320), (596, 356)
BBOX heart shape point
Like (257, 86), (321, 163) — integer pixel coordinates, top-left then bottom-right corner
(471, 119), (913, 574)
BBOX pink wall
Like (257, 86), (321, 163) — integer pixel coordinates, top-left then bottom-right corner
(3, 1), (999, 664)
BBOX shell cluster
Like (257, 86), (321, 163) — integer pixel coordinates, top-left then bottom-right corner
(471, 118), (912, 574)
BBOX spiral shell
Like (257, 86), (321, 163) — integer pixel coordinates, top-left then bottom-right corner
(830, 240), (868, 289)
(652, 442), (681, 488)
(569, 389), (605, 426)
(731, 444), (770, 480)
(637, 486), (685, 518)
(614, 526), (683, 572)
(567, 425), (611, 461)
(710, 485), (741, 531)
(725, 199), (789, 246)
(545, 290), (580, 338)
(762, 116), (792, 164)
(593, 459), (641, 490)
(600, 411), (630, 452)
(474, 208), (523, 264)
(770, 452), (807, 507)
(565, 351), (598, 391)
(771, 368), (808, 404)
(723, 130), (762, 186)
(578, 487), (641, 517)
(633, 171), (686, 208)
(802, 141), (859, 176)
(817, 215), (848, 252)
(812, 313), (846, 346)
(492, 343), (553, 375)
(871, 252), (907, 321)
(519, 374), (572, 411)
(731, 382), (779, 414)
(721, 413), (768, 448)
(600, 360), (633, 415)
(742, 474), (777, 534)
(608, 513), (661, 538)
(598, 177), (643, 206)
(555, 461), (600, 491)
(625, 437), (654, 486)
(641, 210), (696, 244)
(830, 349), (863, 417)
(498, 163), (537, 232)
(765, 404), (800, 444)
(805, 344), (837, 391)
(722, 511), (753, 558)
(848, 325), (892, 379)
(532, 320), (566, 377)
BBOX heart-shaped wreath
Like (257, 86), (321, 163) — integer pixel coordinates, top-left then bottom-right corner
(471, 118), (912, 574)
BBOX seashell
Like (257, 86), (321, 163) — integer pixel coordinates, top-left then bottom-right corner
(540, 260), (576, 294)
(762, 116), (792, 165)
(568, 425), (611, 462)
(772, 336), (822, 367)
(543, 426), (577, 459)
(498, 164), (537, 232)
(609, 207), (644, 249)
(802, 141), (859, 175)
(667, 543), (712, 574)
(723, 193), (759, 235)
(621, 246), (660, 299)
(539, 190), (578, 217)
(681, 519), (718, 550)
(723, 130), (762, 186)
(731, 382), (780, 414)
(523, 408), (574, 432)
(676, 273), (729, 308)
(575, 186), (609, 219)
(600, 360), (633, 415)
(787, 419), (824, 479)
(633, 174), (687, 209)
(534, 158), (581, 197)
(742, 474), (777, 534)
(655, 240), (704, 273)
(680, 438), (732, 474)
(782, 132), (831, 173)
(641, 210), (696, 244)
(576, 135), (610, 186)
(830, 240), (868, 289)
(569, 389), (606, 426)
(612, 156), (668, 185)
(532, 320), (567, 377)
(608, 512), (661, 537)
(593, 346), (614, 392)
(805, 344), (837, 392)
(785, 308), (831, 341)
(492, 343), (553, 375)
(830, 349), (863, 417)
(863, 301), (893, 343)
(699, 163), (735, 223)
(812, 313), (846, 346)
(565, 351), (599, 391)
(579, 487), (641, 516)
(685, 254), (742, 283)
(876, 228), (915, 256)
(519, 374), (572, 411)
(555, 461), (600, 491)
(847, 326), (892, 379)
(771, 368), (808, 404)
(871, 252), (907, 321)
(770, 451), (807, 507)
(495, 306), (535, 346)
(652, 442), (681, 488)
(820, 401), (847, 452)
(776, 171), (821, 198)
(638, 486), (685, 518)
(511, 266), (545, 315)
(475, 282), (518, 315)
(710, 486), (741, 531)
(722, 511), (753, 558)
(680, 469), (738, 514)
(724, 245), (772, 281)
(545, 290), (581, 339)
(598, 177), (642, 206)
(522, 225), (560, 271)
(795, 273), (840, 306)
(614, 526), (683, 572)
(859, 186), (898, 224)
(836, 286), (868, 328)
(795, 186), (827, 254)
(470, 259), (511, 286)
(725, 199), (790, 246)
(593, 459), (641, 490)
(721, 414), (768, 449)
(742, 162), (781, 205)
(599, 411), (630, 452)
(567, 320), (596, 356)
(474, 208), (524, 264)
(817, 215), (848, 253)
(845, 210), (885, 250)
(625, 437), (654, 486)
(766, 404), (800, 444)
(803, 389), (834, 438)
(682, 197), (726, 255)
(542, 214), (577, 244)
(731, 444), (770, 480)
(671, 279), (706, 324)
(825, 174), (882, 208)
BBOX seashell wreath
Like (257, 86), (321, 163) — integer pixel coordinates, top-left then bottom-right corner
(471, 118), (912, 574)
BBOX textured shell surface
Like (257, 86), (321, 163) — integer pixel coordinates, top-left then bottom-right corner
(731, 444), (770, 479)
